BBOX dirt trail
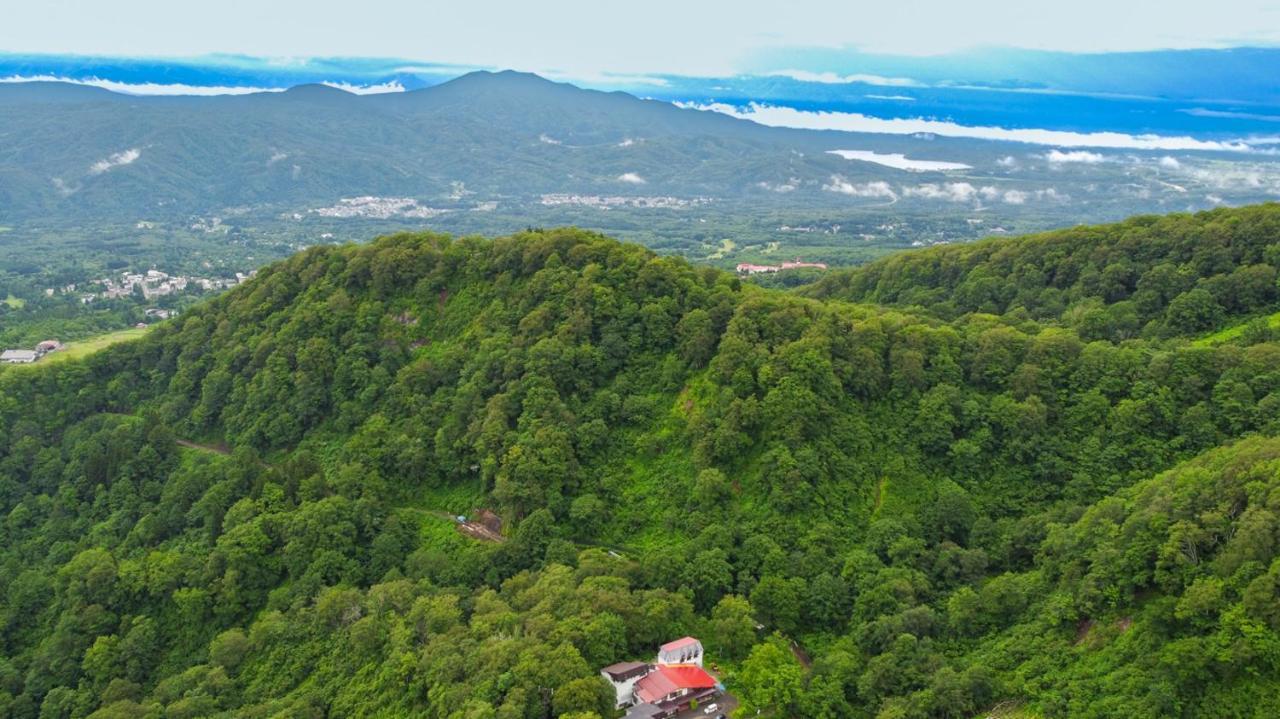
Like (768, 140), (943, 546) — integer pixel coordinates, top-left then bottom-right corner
(789, 639), (813, 669)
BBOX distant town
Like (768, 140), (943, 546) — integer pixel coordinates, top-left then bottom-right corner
(735, 259), (828, 275)
(3, 266), (258, 365)
(46, 267), (256, 304)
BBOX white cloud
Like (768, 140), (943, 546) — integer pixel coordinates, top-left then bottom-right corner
(1002, 189), (1028, 204)
(539, 133), (562, 145)
(763, 70), (920, 87)
(822, 176), (898, 201)
(996, 155), (1019, 168)
(617, 172), (646, 184)
(618, 138), (636, 147)
(0, 75), (404, 97)
(88, 148), (141, 175)
(865, 94), (915, 101)
(269, 151), (288, 165)
(1180, 108), (1280, 122)
(1045, 149), (1107, 164)
(902, 182), (980, 202)
(684, 102), (1264, 152)
(828, 149), (970, 171)
(0, 74), (282, 96)
(1185, 165), (1280, 194)
(1159, 156), (1181, 169)
(319, 80), (406, 94)
(757, 177), (800, 193)
(51, 177), (76, 196)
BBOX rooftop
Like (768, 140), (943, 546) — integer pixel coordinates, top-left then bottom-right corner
(659, 636), (700, 653)
(601, 660), (650, 680)
(634, 665), (716, 704)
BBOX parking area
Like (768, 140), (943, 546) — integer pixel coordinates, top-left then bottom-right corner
(671, 692), (738, 719)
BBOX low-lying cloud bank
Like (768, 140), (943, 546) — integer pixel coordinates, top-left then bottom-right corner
(763, 70), (920, 87)
(88, 148), (141, 175)
(828, 149), (971, 171)
(686, 101), (1267, 152)
(0, 75), (406, 96)
(319, 80), (406, 95)
(822, 176), (1067, 205)
(0, 74), (283, 96)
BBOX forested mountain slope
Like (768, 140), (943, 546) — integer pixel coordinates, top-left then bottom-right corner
(805, 203), (1280, 341)
(1, 208), (1279, 718)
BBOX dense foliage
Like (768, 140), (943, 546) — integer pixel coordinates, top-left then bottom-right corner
(2, 208), (1279, 718)
(806, 203), (1280, 341)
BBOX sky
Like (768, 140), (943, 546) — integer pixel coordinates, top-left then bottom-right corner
(3, 0), (1279, 77)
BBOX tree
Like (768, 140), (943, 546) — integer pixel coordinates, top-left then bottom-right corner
(709, 595), (757, 660)
(750, 575), (801, 635)
(551, 677), (613, 718)
(735, 635), (804, 717)
(1165, 289), (1224, 334)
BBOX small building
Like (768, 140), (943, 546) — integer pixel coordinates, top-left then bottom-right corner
(601, 661), (651, 708)
(633, 665), (719, 717)
(1, 349), (38, 364)
(735, 262), (779, 275)
(144, 308), (172, 320)
(35, 340), (62, 353)
(657, 636), (703, 667)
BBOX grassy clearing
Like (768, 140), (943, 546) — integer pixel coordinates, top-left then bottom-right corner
(401, 479), (486, 516)
(1192, 309), (1280, 346)
(40, 327), (151, 364)
(3, 294), (23, 309)
(705, 238), (737, 260)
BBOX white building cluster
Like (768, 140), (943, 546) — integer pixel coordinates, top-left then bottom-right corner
(55, 268), (254, 304)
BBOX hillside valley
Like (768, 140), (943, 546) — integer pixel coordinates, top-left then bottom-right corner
(3, 70), (1278, 281)
(2, 204), (1280, 717)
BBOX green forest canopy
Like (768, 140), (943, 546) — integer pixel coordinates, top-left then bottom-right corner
(2, 204), (1280, 718)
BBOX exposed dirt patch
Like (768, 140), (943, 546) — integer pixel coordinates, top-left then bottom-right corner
(456, 521), (505, 543)
(789, 639), (813, 669)
(473, 508), (503, 534)
(1074, 618), (1096, 645)
(429, 510), (505, 543)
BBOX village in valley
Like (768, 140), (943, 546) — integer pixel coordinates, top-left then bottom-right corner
(601, 637), (735, 719)
(56, 267), (254, 304)
(2, 266), (258, 365)
(734, 259), (828, 275)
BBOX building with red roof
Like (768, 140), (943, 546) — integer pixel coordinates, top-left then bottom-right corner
(599, 635), (722, 716)
(633, 665), (719, 716)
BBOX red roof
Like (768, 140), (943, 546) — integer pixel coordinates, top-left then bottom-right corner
(659, 636), (700, 653)
(634, 665), (717, 704)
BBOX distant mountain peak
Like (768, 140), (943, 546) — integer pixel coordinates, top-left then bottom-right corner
(282, 83), (354, 97)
